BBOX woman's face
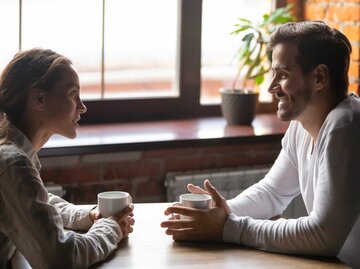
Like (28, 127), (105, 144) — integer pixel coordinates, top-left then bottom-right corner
(42, 64), (87, 139)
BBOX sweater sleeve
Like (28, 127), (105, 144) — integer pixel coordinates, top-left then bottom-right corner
(223, 125), (360, 257)
(48, 193), (94, 231)
(0, 154), (122, 269)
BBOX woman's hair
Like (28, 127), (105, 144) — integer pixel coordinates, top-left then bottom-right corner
(0, 48), (72, 143)
(268, 21), (352, 99)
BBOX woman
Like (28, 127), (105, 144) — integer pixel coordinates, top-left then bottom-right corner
(0, 48), (135, 269)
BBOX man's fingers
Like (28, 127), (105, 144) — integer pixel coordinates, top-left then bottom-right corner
(165, 228), (203, 242)
(204, 180), (225, 206)
(187, 183), (208, 195)
(161, 220), (195, 229)
(164, 206), (203, 217)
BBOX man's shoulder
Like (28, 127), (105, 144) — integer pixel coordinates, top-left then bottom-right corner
(323, 94), (360, 135)
(329, 94), (360, 124)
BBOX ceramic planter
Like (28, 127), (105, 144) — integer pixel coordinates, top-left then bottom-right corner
(220, 88), (259, 125)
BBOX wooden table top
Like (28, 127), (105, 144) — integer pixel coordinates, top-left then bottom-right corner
(91, 203), (350, 269)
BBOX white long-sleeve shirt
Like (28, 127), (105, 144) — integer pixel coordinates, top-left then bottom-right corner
(0, 123), (122, 269)
(223, 94), (360, 268)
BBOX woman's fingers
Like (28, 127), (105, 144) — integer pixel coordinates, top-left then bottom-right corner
(111, 204), (134, 221)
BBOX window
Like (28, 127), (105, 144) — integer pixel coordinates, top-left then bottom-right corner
(21, 0), (103, 98)
(104, 0), (177, 100)
(0, 0), (18, 72)
(201, 0), (272, 104)
(0, 0), (282, 124)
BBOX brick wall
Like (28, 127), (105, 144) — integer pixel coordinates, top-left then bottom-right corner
(303, 0), (360, 93)
(40, 140), (282, 204)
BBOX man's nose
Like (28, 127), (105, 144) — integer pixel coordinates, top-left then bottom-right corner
(267, 76), (278, 94)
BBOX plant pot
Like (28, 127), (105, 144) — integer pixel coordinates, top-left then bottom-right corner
(220, 88), (259, 125)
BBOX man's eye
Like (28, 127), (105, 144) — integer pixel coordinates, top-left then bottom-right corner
(278, 73), (288, 79)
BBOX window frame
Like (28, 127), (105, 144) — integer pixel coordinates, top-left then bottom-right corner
(84, 0), (285, 124)
(11, 0), (286, 124)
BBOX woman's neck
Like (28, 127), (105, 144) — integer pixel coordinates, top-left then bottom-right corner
(15, 117), (51, 152)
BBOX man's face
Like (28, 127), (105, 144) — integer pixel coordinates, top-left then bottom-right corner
(267, 42), (313, 121)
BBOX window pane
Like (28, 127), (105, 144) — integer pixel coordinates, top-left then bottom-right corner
(0, 0), (19, 72)
(22, 0), (103, 99)
(201, 0), (272, 104)
(104, 0), (177, 99)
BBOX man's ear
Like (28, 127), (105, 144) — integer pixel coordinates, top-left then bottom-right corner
(29, 87), (46, 111)
(312, 64), (329, 91)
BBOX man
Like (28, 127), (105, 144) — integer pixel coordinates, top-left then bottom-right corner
(161, 21), (360, 268)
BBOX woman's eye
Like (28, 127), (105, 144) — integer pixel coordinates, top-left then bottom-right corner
(70, 90), (78, 97)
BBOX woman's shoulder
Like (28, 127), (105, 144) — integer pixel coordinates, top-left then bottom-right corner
(0, 142), (30, 166)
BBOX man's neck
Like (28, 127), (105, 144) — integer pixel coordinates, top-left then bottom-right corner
(298, 94), (345, 142)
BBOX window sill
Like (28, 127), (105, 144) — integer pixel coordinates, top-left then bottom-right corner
(39, 114), (289, 157)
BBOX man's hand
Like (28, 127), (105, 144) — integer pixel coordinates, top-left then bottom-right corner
(187, 182), (208, 195)
(161, 179), (230, 242)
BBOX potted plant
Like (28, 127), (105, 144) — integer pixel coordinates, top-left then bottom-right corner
(221, 5), (295, 125)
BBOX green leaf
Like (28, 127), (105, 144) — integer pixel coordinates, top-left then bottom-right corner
(238, 18), (251, 23)
(231, 4), (295, 86)
(231, 25), (252, 35)
(242, 33), (254, 43)
(266, 51), (272, 63)
(255, 74), (265, 85)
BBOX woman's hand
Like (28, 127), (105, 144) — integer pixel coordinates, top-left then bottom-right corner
(110, 204), (135, 238)
(89, 208), (101, 223)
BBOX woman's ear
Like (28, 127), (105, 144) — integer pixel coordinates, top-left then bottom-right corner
(29, 87), (46, 111)
(312, 64), (329, 92)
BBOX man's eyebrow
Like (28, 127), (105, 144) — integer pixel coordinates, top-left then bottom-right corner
(272, 65), (291, 72)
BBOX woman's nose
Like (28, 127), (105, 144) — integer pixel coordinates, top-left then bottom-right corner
(78, 98), (87, 114)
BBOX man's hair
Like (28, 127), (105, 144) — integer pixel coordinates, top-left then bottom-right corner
(268, 21), (352, 98)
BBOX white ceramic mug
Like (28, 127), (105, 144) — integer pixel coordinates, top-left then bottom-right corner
(97, 191), (131, 218)
(179, 193), (212, 209)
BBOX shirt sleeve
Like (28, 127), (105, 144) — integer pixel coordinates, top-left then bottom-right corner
(0, 154), (122, 269)
(227, 123), (301, 219)
(223, 125), (360, 256)
(47, 193), (94, 231)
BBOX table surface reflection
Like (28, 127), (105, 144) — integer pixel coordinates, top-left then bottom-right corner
(91, 203), (350, 269)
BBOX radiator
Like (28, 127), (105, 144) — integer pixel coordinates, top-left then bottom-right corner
(165, 165), (307, 218)
(165, 166), (270, 202)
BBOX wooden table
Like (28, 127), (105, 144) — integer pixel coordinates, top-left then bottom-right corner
(91, 203), (350, 269)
